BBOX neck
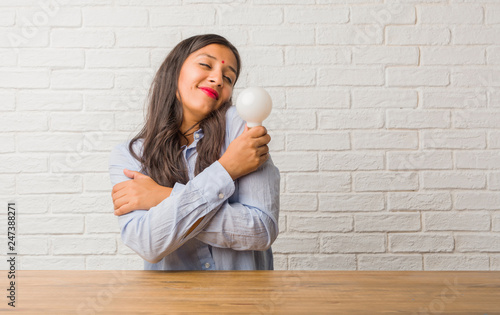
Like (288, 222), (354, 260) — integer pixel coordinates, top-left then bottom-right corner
(180, 120), (200, 147)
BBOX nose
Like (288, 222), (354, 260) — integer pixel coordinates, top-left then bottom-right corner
(208, 68), (224, 87)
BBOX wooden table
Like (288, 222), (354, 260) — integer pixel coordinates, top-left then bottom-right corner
(3, 271), (499, 314)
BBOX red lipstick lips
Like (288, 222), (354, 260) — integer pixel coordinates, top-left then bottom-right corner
(199, 87), (219, 100)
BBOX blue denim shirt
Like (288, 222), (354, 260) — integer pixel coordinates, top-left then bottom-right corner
(108, 106), (280, 270)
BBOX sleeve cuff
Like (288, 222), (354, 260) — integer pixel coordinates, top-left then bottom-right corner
(191, 160), (235, 205)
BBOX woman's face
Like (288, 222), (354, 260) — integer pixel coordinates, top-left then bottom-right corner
(177, 43), (238, 126)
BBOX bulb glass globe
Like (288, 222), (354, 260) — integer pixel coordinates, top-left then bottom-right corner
(235, 87), (272, 128)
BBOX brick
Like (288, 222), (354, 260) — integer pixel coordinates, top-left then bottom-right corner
(319, 110), (384, 129)
(452, 69), (500, 87)
(490, 90), (500, 107)
(387, 68), (450, 87)
(320, 152), (384, 171)
(268, 132), (285, 152)
(114, 70), (157, 90)
(280, 194), (317, 212)
(388, 192), (451, 211)
(51, 70), (114, 89)
(487, 46), (500, 64)
(454, 111), (500, 128)
(265, 110), (316, 131)
(456, 151), (500, 169)
(273, 255), (287, 270)
(240, 47), (283, 66)
(489, 173), (500, 190)
(18, 92), (82, 111)
(352, 131), (418, 150)
(289, 255), (356, 270)
(272, 152), (317, 172)
(0, 176), (15, 195)
(114, 112), (145, 132)
(84, 93), (144, 111)
(17, 7), (81, 27)
(50, 112), (114, 131)
(454, 192), (500, 210)
(422, 171), (486, 190)
(86, 214), (120, 234)
(0, 155), (47, 173)
(355, 213), (420, 232)
(82, 132), (130, 152)
(486, 5), (500, 24)
(386, 26), (450, 45)
(49, 194), (112, 214)
(424, 255), (489, 270)
(15, 195), (48, 214)
(423, 130), (486, 149)
(424, 211), (490, 231)
(287, 132), (350, 151)
(220, 6), (282, 25)
(387, 109), (450, 128)
(289, 215), (352, 233)
(0, 28), (49, 48)
(286, 47), (350, 65)
(253, 27), (314, 45)
(318, 67), (384, 86)
(118, 0), (180, 4)
(20, 256), (85, 270)
(83, 7), (147, 26)
(86, 256), (143, 270)
(0, 50), (17, 66)
(17, 174), (82, 194)
(86, 49), (150, 68)
(453, 26), (500, 44)
(353, 46), (418, 65)
(53, 236), (116, 255)
(182, 29), (249, 46)
(287, 173), (350, 193)
(493, 213), (500, 231)
(422, 90), (487, 109)
(17, 236), (48, 255)
(319, 193), (385, 212)
(248, 66), (315, 87)
(273, 236), (319, 254)
(19, 215), (84, 234)
(84, 173), (112, 192)
(390, 234), (454, 253)
(0, 135), (15, 153)
(285, 7), (348, 24)
(358, 255), (422, 270)
(286, 88), (349, 109)
(51, 153), (109, 173)
(0, 70), (49, 88)
(351, 5), (415, 25)
(0, 113), (48, 132)
(0, 93), (15, 111)
(0, 10), (15, 26)
(354, 172), (418, 192)
(456, 234), (500, 252)
(387, 150), (453, 170)
(493, 255), (500, 270)
(421, 47), (485, 65)
(323, 234), (385, 253)
(116, 30), (180, 48)
(318, 25), (383, 45)
(150, 7), (215, 26)
(419, 5), (483, 24)
(51, 29), (114, 48)
(18, 133), (82, 152)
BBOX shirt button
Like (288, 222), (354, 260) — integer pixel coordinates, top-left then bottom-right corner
(194, 134), (199, 140)
(218, 193), (224, 199)
(204, 262), (210, 269)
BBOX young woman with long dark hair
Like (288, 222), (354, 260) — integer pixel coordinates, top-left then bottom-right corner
(108, 34), (280, 270)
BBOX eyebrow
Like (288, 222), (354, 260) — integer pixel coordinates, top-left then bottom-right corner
(196, 53), (237, 76)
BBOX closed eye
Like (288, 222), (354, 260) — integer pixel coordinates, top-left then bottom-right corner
(200, 63), (234, 84)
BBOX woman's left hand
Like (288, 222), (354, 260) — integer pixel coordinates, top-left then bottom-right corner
(111, 169), (172, 216)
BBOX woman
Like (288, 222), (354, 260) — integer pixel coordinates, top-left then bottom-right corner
(108, 34), (280, 270)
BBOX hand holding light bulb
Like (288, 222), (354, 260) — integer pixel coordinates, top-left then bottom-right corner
(218, 87), (272, 180)
(236, 87), (272, 128)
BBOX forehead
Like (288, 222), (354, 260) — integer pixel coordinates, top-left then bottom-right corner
(189, 44), (237, 67)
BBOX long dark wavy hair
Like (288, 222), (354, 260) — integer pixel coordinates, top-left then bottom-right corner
(128, 34), (241, 187)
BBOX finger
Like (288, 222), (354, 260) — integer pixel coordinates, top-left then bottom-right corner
(112, 181), (128, 194)
(114, 202), (132, 216)
(248, 126), (267, 138)
(255, 134), (271, 147)
(124, 169), (145, 180)
(256, 145), (269, 157)
(244, 124), (249, 132)
(112, 193), (129, 210)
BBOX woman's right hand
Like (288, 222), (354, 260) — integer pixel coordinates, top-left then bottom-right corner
(218, 124), (271, 180)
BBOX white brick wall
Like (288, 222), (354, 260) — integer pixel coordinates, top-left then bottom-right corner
(1, 0), (499, 271)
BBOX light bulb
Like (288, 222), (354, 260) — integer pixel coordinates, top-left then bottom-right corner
(235, 87), (272, 128)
